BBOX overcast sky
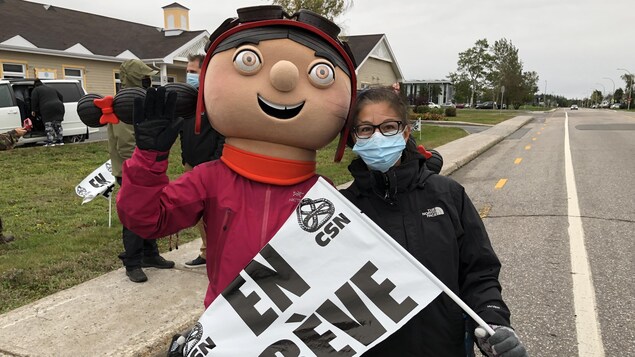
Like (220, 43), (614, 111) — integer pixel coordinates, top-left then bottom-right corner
(31, 0), (635, 99)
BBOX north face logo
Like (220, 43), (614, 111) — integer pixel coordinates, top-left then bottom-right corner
(422, 207), (444, 218)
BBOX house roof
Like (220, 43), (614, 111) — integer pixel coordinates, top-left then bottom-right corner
(162, 2), (189, 10)
(344, 34), (384, 66)
(0, 0), (205, 59)
(344, 33), (404, 81)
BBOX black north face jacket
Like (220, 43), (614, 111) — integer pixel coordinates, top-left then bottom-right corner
(341, 157), (511, 356)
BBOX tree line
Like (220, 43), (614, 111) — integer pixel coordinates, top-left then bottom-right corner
(270, 3), (546, 109)
(449, 39), (539, 108)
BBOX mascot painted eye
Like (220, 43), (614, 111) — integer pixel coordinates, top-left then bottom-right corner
(233, 47), (262, 75)
(308, 61), (335, 88)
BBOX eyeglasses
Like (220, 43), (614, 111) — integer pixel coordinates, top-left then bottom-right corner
(353, 120), (404, 139)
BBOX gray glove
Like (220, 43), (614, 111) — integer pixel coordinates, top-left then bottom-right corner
(475, 325), (528, 357)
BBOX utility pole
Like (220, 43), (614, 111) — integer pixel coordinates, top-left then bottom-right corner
(544, 80), (547, 107)
(618, 68), (633, 110)
(602, 77), (615, 104)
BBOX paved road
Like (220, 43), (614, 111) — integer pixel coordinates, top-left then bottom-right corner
(450, 108), (635, 356)
(86, 125), (109, 142)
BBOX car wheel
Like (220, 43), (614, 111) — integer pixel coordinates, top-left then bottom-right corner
(64, 135), (85, 144)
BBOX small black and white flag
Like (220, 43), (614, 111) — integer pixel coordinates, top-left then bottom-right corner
(75, 160), (115, 204)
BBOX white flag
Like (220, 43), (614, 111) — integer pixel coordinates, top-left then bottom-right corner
(75, 160), (116, 204)
(183, 178), (445, 356)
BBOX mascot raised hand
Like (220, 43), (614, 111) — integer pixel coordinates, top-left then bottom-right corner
(115, 5), (356, 308)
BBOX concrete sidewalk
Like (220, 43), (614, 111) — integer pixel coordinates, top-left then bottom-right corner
(0, 115), (533, 357)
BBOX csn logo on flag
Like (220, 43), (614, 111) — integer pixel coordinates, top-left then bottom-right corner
(75, 160), (116, 204)
(296, 197), (351, 247)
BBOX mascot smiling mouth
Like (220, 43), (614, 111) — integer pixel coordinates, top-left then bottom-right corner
(258, 95), (305, 119)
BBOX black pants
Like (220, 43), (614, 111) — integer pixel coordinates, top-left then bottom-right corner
(116, 177), (159, 270)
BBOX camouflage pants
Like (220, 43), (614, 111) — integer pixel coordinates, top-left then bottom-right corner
(45, 121), (63, 144)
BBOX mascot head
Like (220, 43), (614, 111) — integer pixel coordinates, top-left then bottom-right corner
(195, 5), (356, 163)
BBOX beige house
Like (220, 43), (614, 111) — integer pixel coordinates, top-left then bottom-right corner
(0, 0), (208, 96)
(345, 34), (404, 90)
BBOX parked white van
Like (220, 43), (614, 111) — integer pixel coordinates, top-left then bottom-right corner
(0, 79), (98, 145)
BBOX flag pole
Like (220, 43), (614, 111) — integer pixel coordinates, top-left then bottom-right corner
(108, 194), (112, 228)
(328, 178), (496, 336)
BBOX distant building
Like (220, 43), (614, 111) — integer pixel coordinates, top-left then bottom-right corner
(344, 34), (404, 90)
(401, 79), (454, 105)
(0, 0), (208, 95)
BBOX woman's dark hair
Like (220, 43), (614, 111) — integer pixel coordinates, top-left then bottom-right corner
(349, 86), (421, 162)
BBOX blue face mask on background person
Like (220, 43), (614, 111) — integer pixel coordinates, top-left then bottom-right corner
(186, 73), (199, 88)
(352, 132), (406, 173)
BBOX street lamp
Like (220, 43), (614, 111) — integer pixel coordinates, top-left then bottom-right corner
(602, 77), (615, 103)
(595, 82), (606, 105)
(618, 68), (633, 110)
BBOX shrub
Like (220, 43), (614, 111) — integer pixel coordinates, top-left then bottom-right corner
(422, 112), (445, 121)
(415, 105), (430, 114)
(408, 112), (420, 121)
(445, 107), (457, 117)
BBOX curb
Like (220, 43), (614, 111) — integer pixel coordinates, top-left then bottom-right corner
(437, 115), (533, 176)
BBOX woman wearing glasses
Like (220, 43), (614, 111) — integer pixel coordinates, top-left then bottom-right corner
(340, 87), (528, 357)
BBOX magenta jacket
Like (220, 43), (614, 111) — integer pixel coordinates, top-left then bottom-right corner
(117, 148), (318, 307)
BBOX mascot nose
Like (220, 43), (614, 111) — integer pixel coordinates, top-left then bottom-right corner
(270, 60), (299, 92)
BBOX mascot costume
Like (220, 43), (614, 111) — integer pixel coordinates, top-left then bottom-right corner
(109, 5), (357, 309)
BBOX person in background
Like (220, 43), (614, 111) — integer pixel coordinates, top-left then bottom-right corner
(0, 127), (28, 244)
(340, 87), (528, 357)
(181, 53), (225, 268)
(111, 59), (175, 283)
(31, 79), (65, 147)
(0, 127), (27, 151)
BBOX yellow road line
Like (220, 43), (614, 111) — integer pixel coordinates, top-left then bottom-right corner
(514, 158), (523, 164)
(532, 137), (537, 141)
(525, 145), (531, 150)
(495, 179), (508, 189)
(479, 203), (492, 218)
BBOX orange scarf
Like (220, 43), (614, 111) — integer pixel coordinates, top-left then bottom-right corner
(221, 144), (316, 186)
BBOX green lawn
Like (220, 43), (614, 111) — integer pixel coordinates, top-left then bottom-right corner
(0, 123), (469, 313)
(449, 109), (525, 125)
(0, 141), (199, 314)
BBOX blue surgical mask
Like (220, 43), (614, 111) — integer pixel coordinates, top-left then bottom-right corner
(352, 132), (406, 173)
(186, 73), (199, 88)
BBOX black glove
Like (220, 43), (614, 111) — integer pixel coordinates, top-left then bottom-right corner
(475, 325), (528, 357)
(133, 87), (184, 152)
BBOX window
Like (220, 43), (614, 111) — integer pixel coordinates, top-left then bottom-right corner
(180, 15), (187, 29)
(114, 72), (121, 93)
(64, 67), (84, 89)
(48, 82), (83, 103)
(0, 84), (14, 108)
(2, 63), (26, 79)
(151, 75), (175, 87)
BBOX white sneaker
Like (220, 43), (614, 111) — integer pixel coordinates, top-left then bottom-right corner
(57, 142), (64, 146)
(44, 143), (55, 147)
